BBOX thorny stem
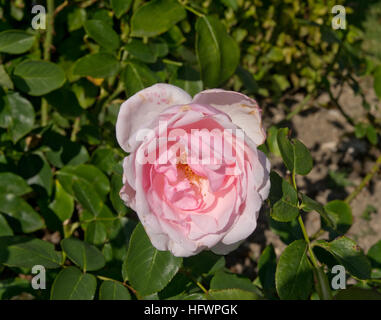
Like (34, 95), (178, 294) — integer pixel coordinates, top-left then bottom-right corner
(180, 269), (208, 294)
(43, 0), (54, 61)
(328, 87), (355, 127)
(178, 0), (204, 17)
(41, 99), (49, 127)
(195, 280), (208, 294)
(183, 4), (204, 17)
(162, 59), (183, 67)
(310, 228), (325, 241)
(70, 117), (81, 142)
(96, 275), (140, 298)
(345, 154), (381, 204)
(297, 214), (319, 268)
(54, 0), (68, 16)
(286, 93), (313, 120)
(292, 171), (332, 299)
(41, 0), (54, 127)
(292, 171), (318, 266)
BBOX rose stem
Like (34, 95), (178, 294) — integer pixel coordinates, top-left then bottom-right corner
(345, 154), (381, 204)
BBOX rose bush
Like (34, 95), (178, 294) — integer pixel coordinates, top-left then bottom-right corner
(116, 84), (270, 257)
(0, 0), (380, 301)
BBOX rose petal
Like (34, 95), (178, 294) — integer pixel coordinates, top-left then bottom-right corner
(257, 150), (271, 201)
(168, 240), (201, 257)
(192, 89), (266, 145)
(221, 163), (262, 245)
(211, 240), (243, 255)
(116, 83), (192, 152)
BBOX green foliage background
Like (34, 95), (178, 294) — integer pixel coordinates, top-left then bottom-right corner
(0, 0), (381, 300)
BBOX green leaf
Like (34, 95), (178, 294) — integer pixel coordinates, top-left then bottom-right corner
(122, 61), (157, 97)
(85, 220), (107, 245)
(77, 125), (102, 145)
(67, 7), (87, 32)
(0, 92), (35, 143)
(0, 172), (32, 196)
(164, 25), (186, 47)
(105, 217), (136, 264)
(125, 223), (182, 295)
(72, 179), (104, 217)
(183, 251), (225, 277)
(172, 293), (206, 300)
(276, 128), (313, 175)
(368, 240), (381, 268)
(0, 214), (13, 236)
(269, 216), (303, 245)
(14, 60), (66, 96)
(334, 287), (381, 300)
(110, 173), (128, 215)
(0, 194), (44, 233)
(300, 193), (336, 229)
(61, 238), (106, 272)
(196, 15), (239, 87)
(270, 173), (299, 222)
(0, 278), (33, 299)
(0, 65), (13, 89)
(366, 125), (378, 145)
(149, 38), (169, 58)
(268, 171), (283, 204)
(73, 53), (120, 79)
(324, 200), (352, 234)
(208, 288), (259, 300)
(130, 0), (186, 37)
(18, 153), (53, 196)
(258, 244), (277, 299)
(111, 0), (133, 18)
(271, 198), (299, 222)
(124, 39), (158, 63)
(313, 266), (332, 300)
(293, 139), (313, 175)
(57, 164), (110, 200)
(45, 88), (83, 118)
(220, 0), (238, 10)
(0, 30), (35, 54)
(354, 123), (367, 138)
(315, 237), (371, 280)
(170, 65), (203, 97)
(72, 79), (99, 109)
(90, 147), (117, 175)
(84, 20), (120, 51)
(90, 8), (113, 26)
(42, 130), (89, 168)
(48, 180), (74, 222)
(328, 170), (353, 188)
(0, 236), (62, 268)
(276, 128), (294, 172)
(275, 240), (313, 300)
(99, 280), (131, 300)
(51, 266), (97, 300)
(158, 272), (193, 299)
(273, 74), (290, 92)
(266, 126), (281, 156)
(210, 270), (261, 295)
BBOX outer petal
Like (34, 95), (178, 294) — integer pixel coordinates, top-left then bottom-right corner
(116, 83), (192, 152)
(211, 240), (243, 255)
(257, 150), (271, 201)
(192, 89), (266, 145)
(221, 163), (262, 245)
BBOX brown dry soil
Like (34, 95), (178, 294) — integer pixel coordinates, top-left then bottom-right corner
(226, 77), (381, 278)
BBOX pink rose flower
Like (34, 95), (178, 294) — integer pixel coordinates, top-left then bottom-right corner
(116, 84), (270, 257)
